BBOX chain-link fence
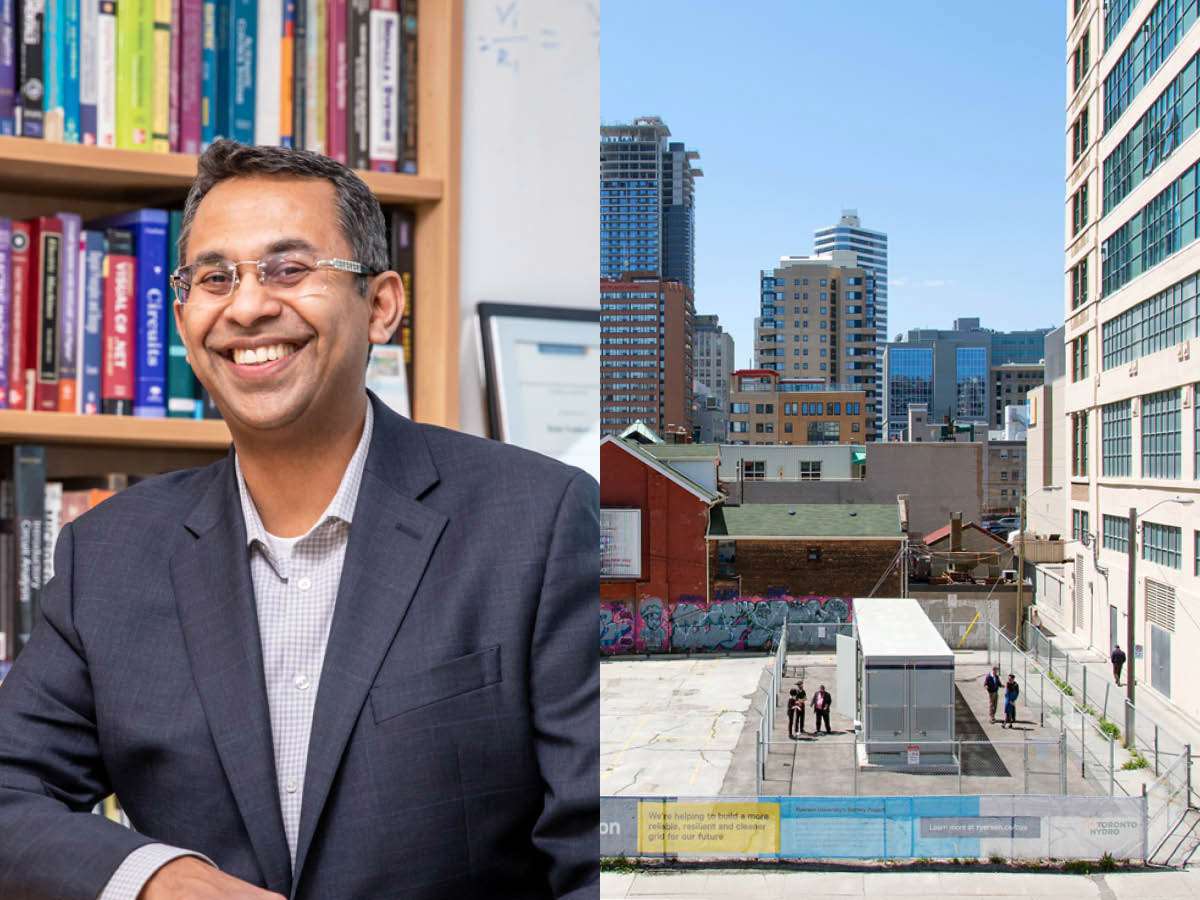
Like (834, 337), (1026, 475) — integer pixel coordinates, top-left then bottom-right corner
(1147, 750), (1191, 861)
(756, 625), (789, 788)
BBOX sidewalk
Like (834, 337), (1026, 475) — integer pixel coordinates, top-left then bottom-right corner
(1031, 614), (1200, 764)
(600, 866), (1200, 898)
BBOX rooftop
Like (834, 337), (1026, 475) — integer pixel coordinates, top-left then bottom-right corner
(708, 503), (902, 539)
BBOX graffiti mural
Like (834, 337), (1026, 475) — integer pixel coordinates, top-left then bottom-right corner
(635, 597), (669, 652)
(600, 594), (854, 655)
(600, 602), (635, 655)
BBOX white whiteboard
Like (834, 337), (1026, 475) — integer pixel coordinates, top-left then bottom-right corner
(457, 0), (600, 452)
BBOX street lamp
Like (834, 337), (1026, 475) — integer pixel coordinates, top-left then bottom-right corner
(1017, 484), (1061, 648)
(1125, 496), (1195, 747)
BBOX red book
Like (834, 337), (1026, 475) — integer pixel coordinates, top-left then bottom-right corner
(179, 0), (204, 154)
(327, 0), (347, 164)
(29, 217), (64, 413)
(101, 229), (136, 415)
(8, 223), (31, 411)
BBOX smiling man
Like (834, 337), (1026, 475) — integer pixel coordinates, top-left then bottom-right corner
(0, 141), (599, 899)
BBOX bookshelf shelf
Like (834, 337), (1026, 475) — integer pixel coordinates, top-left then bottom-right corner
(0, 136), (444, 206)
(0, 410), (231, 450)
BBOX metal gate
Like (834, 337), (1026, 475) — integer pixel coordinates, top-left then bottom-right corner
(1151, 623), (1171, 699)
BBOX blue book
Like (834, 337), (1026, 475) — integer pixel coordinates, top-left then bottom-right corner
(55, 212), (81, 411)
(80, 230), (105, 415)
(63, 0), (79, 142)
(44, 0), (64, 140)
(86, 209), (168, 418)
(201, 0), (219, 146)
(228, 0), (254, 142)
(0, 0), (15, 134)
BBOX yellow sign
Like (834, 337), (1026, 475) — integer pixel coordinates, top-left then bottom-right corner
(637, 801), (780, 855)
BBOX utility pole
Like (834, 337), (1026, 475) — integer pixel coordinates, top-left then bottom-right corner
(1126, 506), (1137, 747)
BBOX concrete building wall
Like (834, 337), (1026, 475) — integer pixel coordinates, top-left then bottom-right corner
(717, 444), (856, 481)
(909, 584), (1021, 644)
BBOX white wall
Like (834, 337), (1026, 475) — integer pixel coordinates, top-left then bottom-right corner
(457, 0), (600, 438)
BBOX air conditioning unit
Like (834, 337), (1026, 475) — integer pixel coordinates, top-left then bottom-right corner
(1001, 569), (1017, 583)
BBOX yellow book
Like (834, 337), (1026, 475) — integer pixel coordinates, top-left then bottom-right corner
(151, 0), (172, 152)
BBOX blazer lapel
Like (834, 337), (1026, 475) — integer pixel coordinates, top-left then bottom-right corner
(171, 459), (293, 895)
(291, 398), (447, 887)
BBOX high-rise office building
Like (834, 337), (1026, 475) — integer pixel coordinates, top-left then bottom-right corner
(600, 117), (702, 291)
(881, 318), (1050, 439)
(600, 274), (694, 437)
(1046, 2), (1200, 719)
(755, 252), (880, 439)
(694, 314), (735, 400)
(813, 209), (888, 349)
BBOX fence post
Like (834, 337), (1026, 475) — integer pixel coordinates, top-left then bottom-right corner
(1060, 730), (1068, 795)
(1109, 732), (1115, 797)
(1104, 681), (1110, 722)
(756, 734), (761, 796)
(1081, 710), (1086, 780)
(1154, 725), (1159, 777)
(1040, 671), (1046, 728)
(1023, 736), (1029, 794)
(1186, 743), (1192, 807)
(852, 736), (858, 796)
(1083, 664), (1088, 709)
(1066, 655), (1071, 692)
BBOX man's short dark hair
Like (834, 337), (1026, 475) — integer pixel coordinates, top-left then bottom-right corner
(178, 139), (389, 295)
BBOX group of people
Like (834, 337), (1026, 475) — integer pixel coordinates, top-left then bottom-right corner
(787, 682), (833, 738)
(983, 666), (1021, 728)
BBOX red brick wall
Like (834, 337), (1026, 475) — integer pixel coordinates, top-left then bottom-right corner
(710, 539), (902, 600)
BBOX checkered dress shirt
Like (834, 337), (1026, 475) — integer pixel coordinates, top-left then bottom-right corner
(98, 403), (374, 899)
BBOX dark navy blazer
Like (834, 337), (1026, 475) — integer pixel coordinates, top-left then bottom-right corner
(0, 392), (600, 899)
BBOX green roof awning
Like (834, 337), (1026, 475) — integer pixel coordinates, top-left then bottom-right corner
(851, 448), (867, 465)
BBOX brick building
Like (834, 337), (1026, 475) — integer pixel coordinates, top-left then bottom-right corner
(727, 369), (870, 445)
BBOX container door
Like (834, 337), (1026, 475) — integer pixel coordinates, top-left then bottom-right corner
(836, 633), (857, 720)
(908, 665), (953, 740)
(1151, 623), (1171, 699)
(865, 666), (905, 740)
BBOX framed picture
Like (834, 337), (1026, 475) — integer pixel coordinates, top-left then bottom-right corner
(478, 303), (599, 477)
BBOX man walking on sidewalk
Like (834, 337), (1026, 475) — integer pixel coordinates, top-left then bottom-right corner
(984, 666), (1002, 723)
(1111, 644), (1127, 686)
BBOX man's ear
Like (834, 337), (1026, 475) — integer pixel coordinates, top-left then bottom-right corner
(173, 300), (190, 364)
(367, 270), (405, 345)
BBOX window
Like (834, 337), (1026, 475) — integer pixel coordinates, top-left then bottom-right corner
(1072, 509), (1090, 542)
(1102, 270), (1200, 368)
(784, 402), (798, 415)
(1102, 400), (1132, 476)
(807, 547), (821, 561)
(1071, 257), (1089, 309)
(744, 460), (765, 480)
(730, 421), (749, 433)
(851, 422), (861, 432)
(730, 402), (750, 414)
(1073, 106), (1090, 162)
(765, 423), (774, 433)
(755, 423), (764, 433)
(1072, 179), (1089, 235)
(1143, 521), (1182, 569)
(1071, 333), (1089, 381)
(799, 460), (821, 481)
(784, 422), (793, 433)
(1141, 388), (1181, 478)
(1072, 411), (1089, 476)
(755, 404), (764, 414)
(1196, 381), (1200, 478)
(1000, 471), (1008, 480)
(1073, 29), (1089, 92)
(1103, 514), (1130, 553)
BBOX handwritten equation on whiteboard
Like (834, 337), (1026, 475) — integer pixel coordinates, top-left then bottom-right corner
(476, 0), (600, 74)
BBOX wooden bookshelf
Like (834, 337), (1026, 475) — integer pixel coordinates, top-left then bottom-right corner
(0, 0), (463, 443)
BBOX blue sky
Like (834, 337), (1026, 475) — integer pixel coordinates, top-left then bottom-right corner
(602, 1), (1067, 363)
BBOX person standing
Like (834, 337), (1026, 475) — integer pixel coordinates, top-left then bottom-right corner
(1003, 674), (1020, 728)
(787, 689), (800, 739)
(984, 666), (1002, 723)
(812, 684), (833, 734)
(1111, 645), (1127, 686)
(794, 681), (807, 735)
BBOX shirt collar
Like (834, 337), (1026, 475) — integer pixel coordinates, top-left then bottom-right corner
(235, 398), (375, 547)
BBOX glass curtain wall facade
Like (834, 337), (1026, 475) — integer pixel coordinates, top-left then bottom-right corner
(886, 347), (934, 426)
(955, 346), (988, 419)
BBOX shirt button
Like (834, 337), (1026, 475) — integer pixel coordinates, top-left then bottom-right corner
(297, 577), (312, 592)
(294, 674), (310, 691)
(284, 778), (299, 794)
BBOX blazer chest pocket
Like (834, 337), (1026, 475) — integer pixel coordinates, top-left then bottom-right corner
(370, 645), (502, 725)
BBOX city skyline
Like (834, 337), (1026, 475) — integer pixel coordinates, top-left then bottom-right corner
(601, 1), (1065, 361)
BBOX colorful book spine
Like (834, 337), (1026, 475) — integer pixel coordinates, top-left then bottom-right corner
(44, 0), (64, 140)
(254, 0), (279, 145)
(302, 0), (316, 151)
(168, 0), (179, 149)
(151, 0), (170, 151)
(290, 0), (303, 147)
(229, 0), (254, 142)
(368, 0), (398, 171)
(54, 212), (81, 412)
(42, 480), (61, 583)
(0, 218), (10, 409)
(312, 0), (324, 153)
(179, 0), (202, 152)
(115, 0), (152, 149)
(279, 0), (293, 146)
(165, 210), (196, 418)
(399, 0), (416, 173)
(30, 216), (63, 413)
(0, 482), (11, 663)
(79, 230), (104, 414)
(13, 444), (46, 657)
(100, 228), (134, 415)
(19, 0), (46, 138)
(347, 0), (368, 169)
(96, 0), (116, 147)
(200, 0), (217, 146)
(325, 0), (345, 163)
(0, 0), (14, 134)
(390, 206), (413, 389)
(79, 0), (98, 142)
(8, 221), (29, 411)
(64, 0), (80, 141)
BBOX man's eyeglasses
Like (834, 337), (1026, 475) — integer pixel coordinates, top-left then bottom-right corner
(170, 252), (377, 305)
